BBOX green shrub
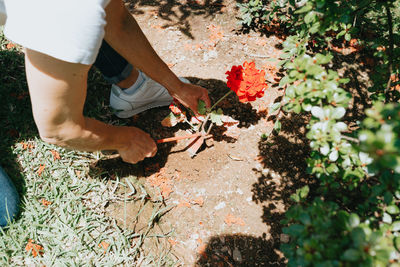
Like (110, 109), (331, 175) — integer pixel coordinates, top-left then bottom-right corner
(238, 0), (400, 265)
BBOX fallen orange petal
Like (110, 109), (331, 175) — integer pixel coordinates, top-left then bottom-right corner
(160, 184), (173, 198)
(98, 241), (109, 254)
(21, 142), (28, 150)
(37, 164), (46, 176)
(40, 199), (52, 207)
(6, 42), (16, 50)
(25, 239), (44, 257)
(224, 213), (246, 226)
(168, 238), (179, 246)
(178, 199), (191, 208)
(197, 243), (208, 259)
(50, 150), (60, 160)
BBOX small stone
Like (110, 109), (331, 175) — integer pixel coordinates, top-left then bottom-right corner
(280, 234), (290, 243)
(236, 188), (243, 195)
(192, 233), (199, 240)
(254, 163), (262, 171)
(214, 202), (226, 210)
(233, 247), (242, 262)
(246, 197), (252, 202)
(262, 168), (269, 175)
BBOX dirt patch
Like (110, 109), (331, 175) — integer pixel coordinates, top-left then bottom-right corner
(92, 1), (310, 265)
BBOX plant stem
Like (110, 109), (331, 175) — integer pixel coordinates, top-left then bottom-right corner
(341, 134), (360, 144)
(209, 90), (233, 111)
(385, 3), (394, 99)
(157, 133), (211, 144)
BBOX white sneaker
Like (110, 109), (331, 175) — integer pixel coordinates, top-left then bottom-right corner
(110, 73), (189, 118)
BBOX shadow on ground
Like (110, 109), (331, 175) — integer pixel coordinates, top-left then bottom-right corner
(89, 77), (264, 178)
(250, 112), (314, 259)
(125, 0), (227, 38)
(195, 234), (286, 266)
(0, 49), (32, 196)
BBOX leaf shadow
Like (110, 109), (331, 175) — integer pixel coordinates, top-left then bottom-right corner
(88, 77), (263, 178)
(125, 0), (227, 39)
(195, 234), (286, 266)
(251, 112), (316, 248)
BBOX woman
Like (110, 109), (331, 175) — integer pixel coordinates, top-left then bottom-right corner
(0, 0), (210, 226)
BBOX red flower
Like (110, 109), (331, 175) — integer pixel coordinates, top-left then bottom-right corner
(225, 61), (267, 102)
(169, 101), (182, 115)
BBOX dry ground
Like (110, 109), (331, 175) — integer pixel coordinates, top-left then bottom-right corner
(92, 1), (311, 266)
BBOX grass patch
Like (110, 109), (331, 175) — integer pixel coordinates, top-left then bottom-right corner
(0, 28), (175, 266)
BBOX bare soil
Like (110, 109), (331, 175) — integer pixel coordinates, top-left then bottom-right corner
(92, 1), (312, 266)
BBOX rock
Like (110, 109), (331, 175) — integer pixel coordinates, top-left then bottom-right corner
(280, 234), (290, 243)
(203, 50), (218, 62)
(233, 247), (242, 262)
(214, 202), (226, 210)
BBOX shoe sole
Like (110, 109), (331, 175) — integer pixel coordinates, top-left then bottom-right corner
(114, 99), (173, 118)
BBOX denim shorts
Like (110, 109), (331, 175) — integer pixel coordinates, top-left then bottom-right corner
(0, 166), (19, 227)
(94, 40), (133, 85)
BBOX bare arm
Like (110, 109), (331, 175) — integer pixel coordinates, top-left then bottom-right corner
(25, 49), (156, 163)
(103, 0), (210, 112)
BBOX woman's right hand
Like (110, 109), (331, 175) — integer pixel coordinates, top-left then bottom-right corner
(118, 127), (157, 164)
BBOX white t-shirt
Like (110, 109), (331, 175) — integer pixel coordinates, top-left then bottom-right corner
(0, 0), (110, 65)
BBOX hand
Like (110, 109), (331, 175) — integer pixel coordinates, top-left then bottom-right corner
(170, 81), (211, 115)
(118, 127), (157, 164)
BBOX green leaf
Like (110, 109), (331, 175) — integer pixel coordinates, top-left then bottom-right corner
(342, 249), (360, 261)
(299, 212), (311, 225)
(315, 54), (333, 65)
(395, 237), (400, 252)
(337, 30), (346, 38)
(338, 78), (350, 84)
(299, 185), (309, 198)
(279, 75), (290, 87)
(392, 221), (400, 231)
(349, 214), (360, 228)
(384, 191), (393, 204)
(198, 100), (206, 115)
(295, 3), (312, 14)
(269, 102), (281, 113)
(285, 224), (305, 236)
(274, 120), (282, 133)
(332, 107), (346, 119)
(210, 110), (223, 126)
(311, 106), (324, 119)
(290, 193), (300, 202)
(387, 205), (400, 215)
(383, 212), (392, 224)
(304, 12), (315, 24)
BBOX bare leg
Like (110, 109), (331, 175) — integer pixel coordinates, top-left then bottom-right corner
(116, 67), (139, 88)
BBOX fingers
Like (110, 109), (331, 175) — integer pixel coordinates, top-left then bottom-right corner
(147, 142), (158, 157)
(202, 88), (211, 109)
(142, 135), (157, 158)
(119, 128), (158, 164)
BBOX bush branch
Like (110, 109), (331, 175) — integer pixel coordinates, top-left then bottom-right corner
(385, 3), (394, 97)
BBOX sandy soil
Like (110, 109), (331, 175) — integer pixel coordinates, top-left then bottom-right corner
(92, 1), (311, 266)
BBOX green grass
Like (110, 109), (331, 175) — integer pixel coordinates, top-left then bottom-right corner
(0, 28), (176, 266)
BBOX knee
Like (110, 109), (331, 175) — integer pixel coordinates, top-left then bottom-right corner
(0, 167), (20, 227)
